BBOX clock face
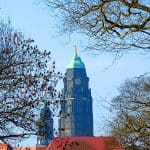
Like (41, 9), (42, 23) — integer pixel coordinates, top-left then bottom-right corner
(75, 78), (81, 85)
(67, 71), (73, 80)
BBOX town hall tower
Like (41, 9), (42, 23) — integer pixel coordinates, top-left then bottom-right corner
(59, 47), (93, 137)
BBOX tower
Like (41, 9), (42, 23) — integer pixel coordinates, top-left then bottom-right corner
(37, 97), (54, 146)
(59, 48), (93, 137)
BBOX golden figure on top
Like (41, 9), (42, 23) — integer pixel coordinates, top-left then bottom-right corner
(74, 45), (78, 54)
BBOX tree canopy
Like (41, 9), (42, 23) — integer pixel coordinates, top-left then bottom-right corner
(0, 21), (60, 144)
(44, 0), (150, 55)
(109, 75), (150, 149)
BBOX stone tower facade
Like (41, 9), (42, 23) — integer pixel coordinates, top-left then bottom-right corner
(59, 50), (93, 137)
(37, 98), (54, 146)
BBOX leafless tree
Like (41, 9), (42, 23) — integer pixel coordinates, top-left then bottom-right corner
(43, 0), (150, 56)
(109, 75), (150, 150)
(0, 21), (61, 144)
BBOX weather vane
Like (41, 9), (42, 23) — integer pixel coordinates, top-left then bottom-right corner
(74, 45), (78, 54)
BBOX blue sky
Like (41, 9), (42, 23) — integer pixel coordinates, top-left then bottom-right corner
(0, 0), (149, 146)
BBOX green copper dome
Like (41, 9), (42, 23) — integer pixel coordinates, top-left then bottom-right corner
(67, 53), (85, 69)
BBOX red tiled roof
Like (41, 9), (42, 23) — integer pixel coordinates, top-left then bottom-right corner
(47, 137), (125, 150)
(1, 137), (125, 150)
(0, 144), (8, 150)
(13, 146), (46, 150)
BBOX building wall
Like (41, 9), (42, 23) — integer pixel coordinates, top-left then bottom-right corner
(59, 68), (93, 137)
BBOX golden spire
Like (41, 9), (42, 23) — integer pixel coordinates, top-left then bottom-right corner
(74, 45), (78, 54)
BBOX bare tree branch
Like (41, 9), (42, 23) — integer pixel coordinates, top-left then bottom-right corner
(0, 21), (61, 145)
(43, 0), (150, 55)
